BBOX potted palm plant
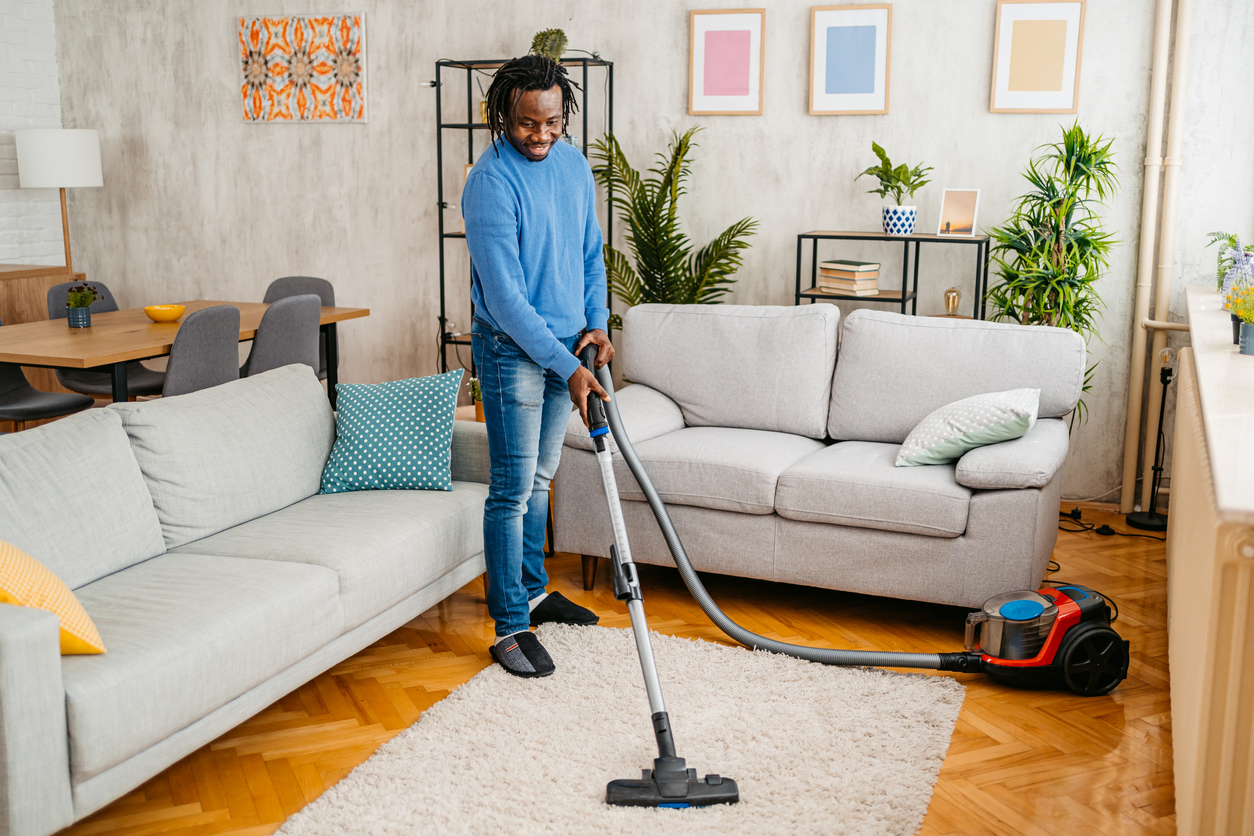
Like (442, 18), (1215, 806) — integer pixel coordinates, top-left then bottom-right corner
(985, 122), (1118, 422)
(65, 283), (99, 328)
(856, 143), (932, 236)
(590, 127), (758, 329)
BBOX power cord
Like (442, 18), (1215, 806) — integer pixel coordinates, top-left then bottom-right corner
(1058, 508), (1165, 541)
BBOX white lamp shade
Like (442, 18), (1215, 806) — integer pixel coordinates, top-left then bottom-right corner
(15, 129), (103, 189)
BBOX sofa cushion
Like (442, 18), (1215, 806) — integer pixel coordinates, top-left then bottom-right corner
(621, 303), (840, 439)
(955, 418), (1070, 489)
(775, 441), (971, 538)
(62, 554), (343, 783)
(170, 483), (489, 629)
(110, 364), (335, 548)
(896, 388), (1039, 466)
(0, 408), (164, 590)
(828, 310), (1085, 443)
(0, 538), (105, 654)
(564, 383), (685, 454)
(613, 427), (824, 515)
(321, 370), (463, 494)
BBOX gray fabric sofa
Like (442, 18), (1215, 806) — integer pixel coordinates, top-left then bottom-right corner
(0, 365), (490, 836)
(554, 304), (1083, 609)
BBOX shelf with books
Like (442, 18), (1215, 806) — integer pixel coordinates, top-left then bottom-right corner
(793, 230), (990, 318)
(801, 287), (915, 303)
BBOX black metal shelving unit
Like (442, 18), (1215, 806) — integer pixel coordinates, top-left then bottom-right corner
(794, 230), (991, 319)
(434, 57), (614, 372)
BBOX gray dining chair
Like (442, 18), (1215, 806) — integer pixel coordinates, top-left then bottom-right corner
(46, 281), (166, 398)
(263, 276), (335, 380)
(240, 294), (321, 378)
(162, 306), (241, 398)
(0, 315), (95, 430)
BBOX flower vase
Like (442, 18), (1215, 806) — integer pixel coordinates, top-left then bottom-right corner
(67, 307), (91, 328)
(474, 399), (485, 422)
(1241, 322), (1254, 357)
(882, 205), (917, 236)
(1233, 313), (1242, 346)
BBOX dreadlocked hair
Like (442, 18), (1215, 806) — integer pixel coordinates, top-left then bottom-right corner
(484, 54), (581, 156)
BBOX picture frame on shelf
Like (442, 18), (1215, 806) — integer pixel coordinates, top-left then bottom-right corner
(808, 4), (892, 116)
(990, 0), (1086, 113)
(689, 9), (766, 116)
(937, 189), (980, 237)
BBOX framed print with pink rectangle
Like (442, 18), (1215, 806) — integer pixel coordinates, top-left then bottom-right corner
(990, 0), (1085, 113)
(809, 4), (892, 115)
(689, 9), (765, 115)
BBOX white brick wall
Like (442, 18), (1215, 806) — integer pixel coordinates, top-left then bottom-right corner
(0, 0), (64, 266)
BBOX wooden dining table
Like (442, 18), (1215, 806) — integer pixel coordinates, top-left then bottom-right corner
(0, 300), (370, 408)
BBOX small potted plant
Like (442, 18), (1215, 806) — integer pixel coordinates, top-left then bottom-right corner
(65, 283), (99, 328)
(1208, 231), (1253, 344)
(1227, 283), (1254, 356)
(469, 377), (484, 422)
(856, 142), (932, 236)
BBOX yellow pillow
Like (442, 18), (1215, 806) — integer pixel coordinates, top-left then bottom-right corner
(0, 539), (105, 655)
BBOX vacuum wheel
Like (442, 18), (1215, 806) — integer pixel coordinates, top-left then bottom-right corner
(1059, 624), (1129, 696)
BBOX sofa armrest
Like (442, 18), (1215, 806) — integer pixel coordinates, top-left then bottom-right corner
(955, 418), (1070, 490)
(451, 420), (490, 484)
(564, 383), (686, 453)
(0, 604), (73, 836)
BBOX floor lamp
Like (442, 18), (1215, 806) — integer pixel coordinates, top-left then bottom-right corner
(14, 129), (103, 273)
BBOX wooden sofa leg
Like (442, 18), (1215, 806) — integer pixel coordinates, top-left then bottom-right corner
(581, 555), (598, 590)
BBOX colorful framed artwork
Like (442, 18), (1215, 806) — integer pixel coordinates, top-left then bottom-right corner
(809, 4), (892, 116)
(937, 189), (980, 237)
(990, 0), (1085, 113)
(689, 9), (766, 115)
(239, 14), (367, 123)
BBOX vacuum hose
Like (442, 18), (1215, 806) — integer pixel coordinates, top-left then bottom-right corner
(593, 363), (975, 673)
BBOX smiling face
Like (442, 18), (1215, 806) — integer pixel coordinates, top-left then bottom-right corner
(507, 85), (563, 162)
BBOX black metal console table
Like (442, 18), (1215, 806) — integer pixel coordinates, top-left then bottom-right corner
(794, 230), (991, 319)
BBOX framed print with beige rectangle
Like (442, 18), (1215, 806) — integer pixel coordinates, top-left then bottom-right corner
(689, 9), (766, 115)
(937, 189), (980, 237)
(990, 0), (1085, 113)
(809, 4), (892, 116)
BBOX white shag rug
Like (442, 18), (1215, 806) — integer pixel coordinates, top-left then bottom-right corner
(278, 624), (965, 836)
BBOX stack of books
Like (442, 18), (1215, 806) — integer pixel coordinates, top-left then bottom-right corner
(816, 260), (880, 296)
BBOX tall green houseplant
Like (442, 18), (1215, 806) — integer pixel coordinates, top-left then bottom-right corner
(590, 127), (758, 327)
(985, 122), (1118, 421)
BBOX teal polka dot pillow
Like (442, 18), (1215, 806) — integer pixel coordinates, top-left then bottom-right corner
(320, 370), (464, 493)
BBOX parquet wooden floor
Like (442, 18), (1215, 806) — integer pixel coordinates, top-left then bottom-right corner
(60, 507), (1171, 835)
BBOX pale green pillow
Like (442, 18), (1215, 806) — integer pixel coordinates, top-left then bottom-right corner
(895, 389), (1040, 467)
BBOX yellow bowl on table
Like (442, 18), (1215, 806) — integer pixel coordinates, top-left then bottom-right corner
(144, 304), (185, 323)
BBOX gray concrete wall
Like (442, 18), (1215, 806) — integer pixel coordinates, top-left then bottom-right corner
(46, 0), (1254, 500)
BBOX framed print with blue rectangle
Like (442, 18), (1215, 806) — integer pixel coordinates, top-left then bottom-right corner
(690, 9), (766, 115)
(990, 0), (1085, 113)
(809, 4), (892, 115)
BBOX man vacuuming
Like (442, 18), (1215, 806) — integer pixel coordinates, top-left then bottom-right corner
(462, 54), (613, 678)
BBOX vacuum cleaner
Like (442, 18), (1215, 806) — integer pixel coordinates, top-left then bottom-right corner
(577, 347), (1130, 810)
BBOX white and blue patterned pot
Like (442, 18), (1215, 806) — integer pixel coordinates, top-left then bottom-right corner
(882, 205), (917, 236)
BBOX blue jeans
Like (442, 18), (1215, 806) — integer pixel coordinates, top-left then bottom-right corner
(472, 318), (577, 637)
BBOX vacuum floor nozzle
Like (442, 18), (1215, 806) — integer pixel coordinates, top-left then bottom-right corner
(606, 769), (740, 808)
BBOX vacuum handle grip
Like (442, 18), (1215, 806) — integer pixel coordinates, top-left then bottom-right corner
(578, 342), (608, 437)
(964, 611), (987, 652)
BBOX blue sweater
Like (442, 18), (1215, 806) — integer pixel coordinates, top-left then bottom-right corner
(462, 138), (608, 381)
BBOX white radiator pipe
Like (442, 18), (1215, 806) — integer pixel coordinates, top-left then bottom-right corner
(1140, 0), (1193, 514)
(1119, 0), (1175, 514)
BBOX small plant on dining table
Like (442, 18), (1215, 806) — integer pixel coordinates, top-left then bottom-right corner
(65, 284), (99, 308)
(468, 377), (482, 403)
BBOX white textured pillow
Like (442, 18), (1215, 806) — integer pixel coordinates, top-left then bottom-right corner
(895, 389), (1040, 467)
